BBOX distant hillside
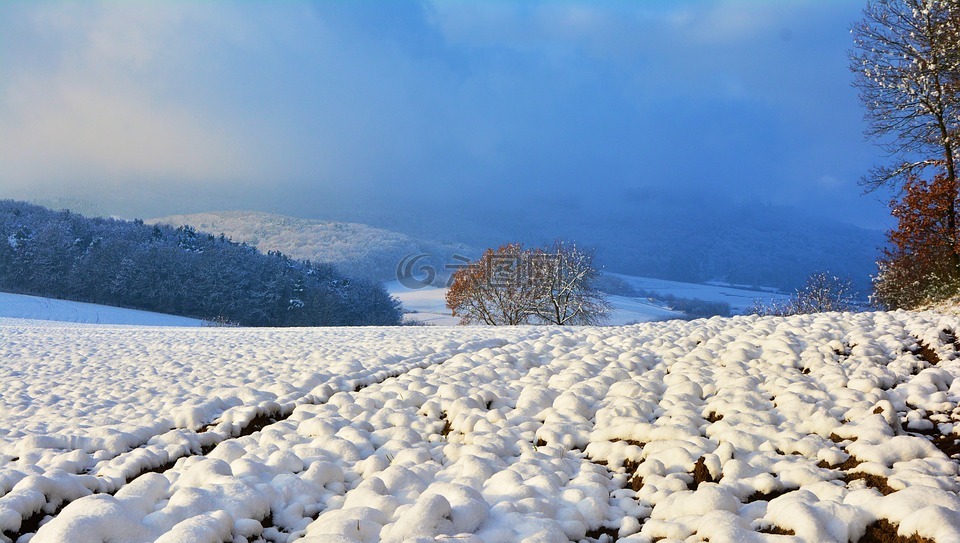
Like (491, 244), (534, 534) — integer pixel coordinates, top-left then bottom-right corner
(151, 211), (474, 283)
(333, 199), (886, 294)
(0, 201), (402, 326)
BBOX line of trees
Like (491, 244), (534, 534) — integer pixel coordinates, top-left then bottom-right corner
(445, 241), (610, 325)
(851, 0), (960, 307)
(0, 201), (402, 326)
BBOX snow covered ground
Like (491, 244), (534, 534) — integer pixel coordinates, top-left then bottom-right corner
(385, 282), (461, 326)
(387, 273), (787, 325)
(0, 292), (204, 327)
(607, 273), (793, 315)
(386, 281), (684, 326)
(2, 310), (960, 542)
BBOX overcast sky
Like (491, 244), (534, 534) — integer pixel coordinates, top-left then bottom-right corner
(0, 0), (892, 229)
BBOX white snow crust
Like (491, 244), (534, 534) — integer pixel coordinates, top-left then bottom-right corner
(0, 292), (203, 327)
(2, 310), (960, 542)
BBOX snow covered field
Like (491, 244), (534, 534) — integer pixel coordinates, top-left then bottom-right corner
(2, 311), (960, 542)
(0, 292), (204, 327)
(387, 275), (790, 326)
(606, 274), (792, 315)
(387, 282), (685, 326)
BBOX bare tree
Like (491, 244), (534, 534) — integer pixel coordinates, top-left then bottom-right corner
(851, 0), (960, 190)
(445, 242), (610, 325)
(530, 241), (610, 325)
(750, 272), (855, 316)
(792, 272), (856, 314)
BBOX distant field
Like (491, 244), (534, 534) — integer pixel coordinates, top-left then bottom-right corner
(388, 274), (791, 325)
(606, 273), (793, 315)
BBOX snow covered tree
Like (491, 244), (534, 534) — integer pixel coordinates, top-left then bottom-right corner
(792, 272), (856, 313)
(750, 272), (855, 315)
(529, 241), (610, 325)
(851, 0), (960, 192)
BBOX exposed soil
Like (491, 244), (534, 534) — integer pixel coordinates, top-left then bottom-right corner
(627, 473), (644, 492)
(842, 472), (896, 495)
(688, 456), (718, 491)
(906, 417), (960, 460)
(584, 525), (620, 542)
(439, 411), (453, 437)
(237, 410), (282, 438)
(818, 455), (863, 471)
(746, 486), (796, 503)
(758, 525), (796, 536)
(858, 519), (935, 543)
(911, 338), (940, 365)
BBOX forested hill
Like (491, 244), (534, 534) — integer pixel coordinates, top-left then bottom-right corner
(150, 211), (472, 283)
(0, 201), (402, 326)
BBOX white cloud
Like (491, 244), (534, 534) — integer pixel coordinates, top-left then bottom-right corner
(0, 2), (262, 191)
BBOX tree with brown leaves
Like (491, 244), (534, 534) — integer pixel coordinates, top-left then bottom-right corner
(851, 0), (960, 306)
(445, 244), (537, 325)
(873, 174), (960, 307)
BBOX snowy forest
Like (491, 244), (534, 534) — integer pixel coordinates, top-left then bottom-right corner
(0, 201), (402, 326)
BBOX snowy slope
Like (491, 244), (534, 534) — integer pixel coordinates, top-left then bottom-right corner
(2, 311), (959, 542)
(386, 274), (784, 325)
(150, 211), (472, 282)
(607, 273), (792, 315)
(0, 292), (204, 326)
(386, 281), (684, 326)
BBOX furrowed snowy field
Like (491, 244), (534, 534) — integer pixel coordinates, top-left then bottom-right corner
(2, 311), (960, 542)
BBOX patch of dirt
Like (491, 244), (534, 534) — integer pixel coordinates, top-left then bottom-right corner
(758, 525), (795, 536)
(5, 509), (46, 541)
(818, 455), (863, 470)
(3, 499), (67, 541)
(745, 486), (796, 503)
(911, 338), (940, 365)
(706, 411), (723, 423)
(842, 472), (896, 495)
(907, 424), (960, 459)
(440, 411), (453, 437)
(857, 519), (935, 543)
(619, 458), (640, 478)
(627, 473), (644, 492)
(688, 456), (718, 490)
(940, 328), (960, 351)
(584, 525), (620, 542)
(236, 410), (282, 438)
(833, 342), (852, 358)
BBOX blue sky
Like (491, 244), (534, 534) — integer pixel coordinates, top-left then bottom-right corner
(0, 1), (892, 229)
